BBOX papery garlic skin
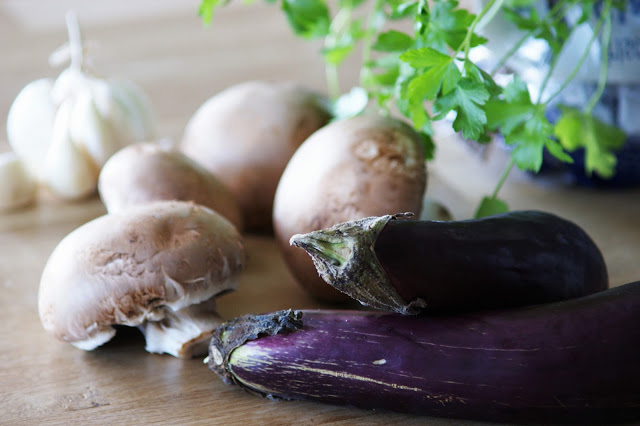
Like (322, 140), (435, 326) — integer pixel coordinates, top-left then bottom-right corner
(0, 152), (37, 211)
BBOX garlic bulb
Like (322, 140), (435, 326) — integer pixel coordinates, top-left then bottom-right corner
(0, 152), (37, 212)
(6, 11), (154, 200)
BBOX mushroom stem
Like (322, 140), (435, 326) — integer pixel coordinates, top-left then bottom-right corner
(141, 298), (224, 358)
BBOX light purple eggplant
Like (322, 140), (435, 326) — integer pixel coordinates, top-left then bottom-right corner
(209, 281), (640, 423)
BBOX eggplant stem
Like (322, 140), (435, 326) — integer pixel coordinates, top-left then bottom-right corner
(290, 215), (426, 315)
(209, 310), (304, 387)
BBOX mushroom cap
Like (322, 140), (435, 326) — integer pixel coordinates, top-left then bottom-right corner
(38, 200), (246, 356)
(273, 114), (426, 302)
(180, 80), (331, 233)
(98, 142), (243, 231)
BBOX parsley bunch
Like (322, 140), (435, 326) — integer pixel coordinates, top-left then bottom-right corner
(200, 0), (628, 217)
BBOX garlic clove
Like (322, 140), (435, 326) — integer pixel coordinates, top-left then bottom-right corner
(0, 152), (38, 211)
(6, 78), (57, 179)
(103, 79), (155, 143)
(50, 67), (91, 105)
(42, 100), (98, 199)
(69, 84), (120, 169)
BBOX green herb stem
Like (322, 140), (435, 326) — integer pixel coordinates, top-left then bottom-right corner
(489, 0), (570, 77)
(456, 0), (504, 60)
(324, 6), (354, 99)
(491, 157), (516, 199)
(325, 64), (341, 100)
(536, 23), (581, 104)
(359, 0), (385, 90)
(416, 0), (428, 35)
(585, 0), (613, 115)
(489, 33), (531, 77)
(542, 4), (608, 106)
(475, 0), (506, 33)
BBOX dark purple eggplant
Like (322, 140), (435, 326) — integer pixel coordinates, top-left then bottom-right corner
(208, 281), (640, 423)
(290, 210), (608, 314)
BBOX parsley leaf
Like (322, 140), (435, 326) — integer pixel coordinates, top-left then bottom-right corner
(508, 110), (572, 172)
(322, 20), (365, 65)
(464, 60), (500, 96)
(372, 30), (414, 52)
(502, 75), (530, 103)
(399, 47), (450, 68)
(554, 106), (626, 178)
(339, 0), (366, 8)
(441, 62), (462, 94)
(389, 0), (420, 19)
(322, 45), (354, 65)
(486, 77), (571, 172)
(485, 78), (534, 134)
(363, 53), (402, 91)
(199, 0), (228, 24)
(406, 63), (450, 100)
(417, 0), (477, 52)
(433, 78), (489, 140)
(399, 47), (453, 101)
(419, 130), (436, 160)
(281, 0), (331, 39)
(507, 117), (549, 171)
(475, 196), (509, 218)
(502, 4), (569, 55)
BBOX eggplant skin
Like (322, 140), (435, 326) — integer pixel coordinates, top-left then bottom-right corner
(376, 210), (609, 312)
(209, 282), (640, 424)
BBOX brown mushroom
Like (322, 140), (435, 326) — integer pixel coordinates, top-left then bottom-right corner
(98, 142), (243, 231)
(179, 80), (332, 233)
(272, 114), (427, 302)
(38, 200), (246, 358)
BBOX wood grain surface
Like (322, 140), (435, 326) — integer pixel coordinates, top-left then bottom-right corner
(1, 2), (639, 425)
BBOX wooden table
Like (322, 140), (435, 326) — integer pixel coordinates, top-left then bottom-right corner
(1, 2), (639, 424)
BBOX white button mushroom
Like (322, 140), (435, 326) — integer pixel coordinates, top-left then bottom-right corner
(98, 142), (243, 231)
(37, 201), (246, 358)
